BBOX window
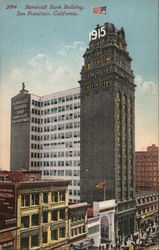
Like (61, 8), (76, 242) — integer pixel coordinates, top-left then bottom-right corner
(79, 227), (82, 234)
(58, 97), (65, 103)
(103, 67), (110, 73)
(66, 95), (73, 101)
(51, 98), (57, 104)
(43, 193), (48, 203)
(73, 170), (80, 176)
(87, 63), (90, 69)
(103, 79), (110, 87)
(21, 194), (30, 207)
(59, 191), (65, 202)
(105, 57), (110, 63)
(59, 209), (65, 220)
(43, 211), (48, 223)
(51, 229), (58, 241)
(21, 216), (29, 228)
(95, 41), (100, 47)
(31, 193), (39, 205)
(85, 84), (91, 91)
(21, 236), (29, 250)
(66, 104), (73, 111)
(74, 228), (77, 235)
(43, 232), (48, 244)
(31, 235), (39, 247)
(0, 176), (4, 181)
(32, 214), (39, 226)
(52, 192), (58, 202)
(51, 210), (58, 221)
(59, 227), (65, 238)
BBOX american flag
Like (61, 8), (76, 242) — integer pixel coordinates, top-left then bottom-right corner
(92, 6), (106, 14)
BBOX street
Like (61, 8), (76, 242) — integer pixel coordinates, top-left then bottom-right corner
(145, 236), (159, 250)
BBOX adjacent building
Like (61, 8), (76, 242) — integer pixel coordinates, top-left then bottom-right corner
(0, 171), (70, 250)
(136, 191), (158, 232)
(135, 144), (159, 190)
(10, 86), (80, 202)
(79, 22), (136, 236)
(0, 226), (17, 250)
(16, 180), (69, 250)
(87, 200), (115, 249)
(68, 202), (90, 249)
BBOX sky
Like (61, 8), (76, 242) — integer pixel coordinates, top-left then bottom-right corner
(0, 0), (158, 170)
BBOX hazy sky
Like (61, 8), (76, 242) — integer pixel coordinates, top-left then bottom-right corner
(0, 0), (158, 170)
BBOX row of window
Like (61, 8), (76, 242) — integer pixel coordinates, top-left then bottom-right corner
(84, 80), (110, 92)
(136, 162), (158, 165)
(83, 67), (110, 81)
(43, 169), (80, 177)
(43, 160), (79, 167)
(31, 140), (80, 150)
(43, 112), (80, 123)
(20, 227), (66, 249)
(44, 131), (80, 140)
(86, 56), (110, 69)
(31, 151), (80, 159)
(137, 196), (157, 204)
(21, 191), (65, 207)
(71, 226), (86, 237)
(31, 131), (80, 142)
(137, 205), (158, 215)
(32, 94), (80, 107)
(31, 112), (80, 125)
(31, 161), (80, 168)
(42, 151), (80, 158)
(71, 214), (85, 223)
(21, 209), (65, 229)
(42, 122), (80, 132)
(136, 155), (158, 160)
(32, 103), (80, 116)
(69, 190), (80, 196)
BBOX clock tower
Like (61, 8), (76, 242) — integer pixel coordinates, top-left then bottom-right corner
(79, 22), (136, 237)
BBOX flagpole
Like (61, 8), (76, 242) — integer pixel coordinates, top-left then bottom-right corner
(104, 180), (106, 201)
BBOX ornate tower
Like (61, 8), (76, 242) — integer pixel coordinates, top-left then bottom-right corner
(79, 23), (136, 236)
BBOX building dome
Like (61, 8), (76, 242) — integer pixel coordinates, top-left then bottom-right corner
(104, 22), (116, 33)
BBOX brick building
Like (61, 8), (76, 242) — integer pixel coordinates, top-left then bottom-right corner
(135, 144), (159, 190)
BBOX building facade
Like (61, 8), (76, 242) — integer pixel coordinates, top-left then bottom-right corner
(16, 180), (69, 250)
(0, 227), (17, 250)
(87, 200), (116, 249)
(79, 22), (136, 236)
(0, 171), (70, 250)
(10, 86), (80, 202)
(136, 191), (158, 232)
(135, 144), (159, 190)
(68, 202), (89, 249)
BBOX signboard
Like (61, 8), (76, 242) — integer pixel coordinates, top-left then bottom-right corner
(0, 183), (16, 217)
(11, 96), (30, 124)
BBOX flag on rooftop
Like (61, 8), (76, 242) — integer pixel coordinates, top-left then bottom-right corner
(92, 6), (106, 14)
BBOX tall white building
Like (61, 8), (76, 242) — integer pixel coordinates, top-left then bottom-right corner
(11, 85), (80, 202)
